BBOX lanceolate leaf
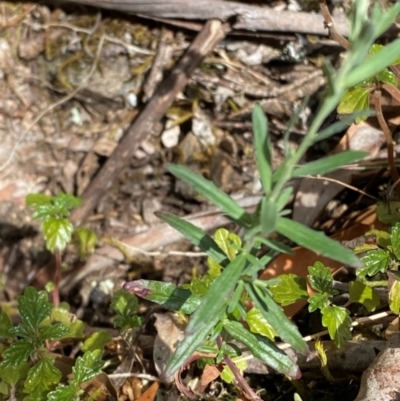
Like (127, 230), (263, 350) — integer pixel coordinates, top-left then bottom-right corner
(260, 197), (278, 235)
(293, 150), (368, 177)
(165, 254), (248, 377)
(224, 320), (301, 379)
(167, 164), (253, 227)
(245, 282), (308, 355)
(252, 105), (272, 194)
(124, 279), (201, 314)
(276, 217), (361, 268)
(156, 212), (228, 266)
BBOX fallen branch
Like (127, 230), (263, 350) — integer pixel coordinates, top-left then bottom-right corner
(69, 19), (229, 227)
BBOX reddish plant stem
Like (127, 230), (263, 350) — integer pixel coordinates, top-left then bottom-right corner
(382, 83), (400, 105)
(53, 250), (62, 306)
(216, 336), (262, 401)
(373, 90), (400, 199)
(317, 0), (350, 50)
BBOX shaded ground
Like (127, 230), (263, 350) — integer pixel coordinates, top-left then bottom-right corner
(0, 1), (398, 401)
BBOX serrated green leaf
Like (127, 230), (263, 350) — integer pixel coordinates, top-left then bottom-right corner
(223, 320), (300, 378)
(0, 341), (34, 367)
(269, 274), (308, 306)
(43, 217), (74, 253)
(389, 280), (400, 313)
(0, 362), (29, 385)
(38, 323), (69, 342)
(349, 281), (380, 312)
(0, 311), (12, 339)
(308, 261), (337, 295)
(123, 279), (201, 314)
(260, 197), (278, 236)
(156, 212), (228, 267)
(214, 228), (241, 261)
(111, 289), (139, 317)
(23, 358), (61, 394)
(321, 305), (352, 348)
(358, 249), (391, 278)
(114, 315), (142, 332)
(308, 293), (330, 313)
(369, 43), (384, 56)
(253, 105), (272, 194)
(337, 87), (370, 122)
(165, 254), (248, 377)
(245, 307), (278, 340)
(390, 223), (400, 260)
(22, 391), (48, 401)
(245, 282), (308, 355)
(18, 287), (52, 333)
(276, 217), (361, 268)
(47, 385), (78, 401)
(82, 331), (113, 353)
(167, 165), (253, 227)
(50, 307), (85, 338)
(293, 151), (368, 178)
(25, 193), (52, 208)
(53, 193), (82, 212)
(73, 350), (103, 384)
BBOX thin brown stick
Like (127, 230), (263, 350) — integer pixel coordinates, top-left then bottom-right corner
(382, 83), (400, 105)
(70, 20), (229, 227)
(317, 0), (350, 50)
(373, 90), (400, 198)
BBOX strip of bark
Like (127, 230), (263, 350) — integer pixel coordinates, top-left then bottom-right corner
(56, 0), (350, 37)
(69, 20), (229, 227)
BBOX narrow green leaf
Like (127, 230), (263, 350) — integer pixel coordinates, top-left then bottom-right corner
(260, 197), (278, 235)
(390, 223), (400, 260)
(349, 281), (380, 312)
(293, 151), (368, 177)
(276, 217), (362, 268)
(321, 305), (352, 348)
(165, 254), (248, 377)
(245, 282), (308, 355)
(358, 249), (390, 278)
(73, 349), (103, 384)
(389, 280), (400, 313)
(156, 212), (228, 266)
(43, 217), (73, 253)
(246, 307), (278, 340)
(276, 187), (293, 212)
(346, 38), (400, 88)
(18, 287), (52, 332)
(252, 105), (272, 194)
(24, 358), (61, 393)
(269, 274), (308, 306)
(224, 320), (301, 379)
(308, 261), (337, 295)
(124, 279), (201, 314)
(167, 164), (252, 227)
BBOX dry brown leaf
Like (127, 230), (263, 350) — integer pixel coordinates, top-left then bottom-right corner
(200, 364), (221, 387)
(135, 382), (160, 401)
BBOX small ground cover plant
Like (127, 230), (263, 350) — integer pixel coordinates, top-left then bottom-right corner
(122, 0), (400, 398)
